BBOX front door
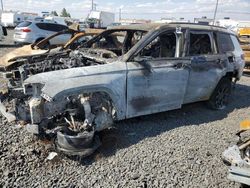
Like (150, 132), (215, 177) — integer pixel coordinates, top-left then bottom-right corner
(126, 30), (190, 118)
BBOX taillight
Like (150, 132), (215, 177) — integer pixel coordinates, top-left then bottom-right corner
(21, 28), (31, 32)
(241, 54), (245, 60)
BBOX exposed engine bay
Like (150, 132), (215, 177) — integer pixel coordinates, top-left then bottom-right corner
(0, 49), (118, 92)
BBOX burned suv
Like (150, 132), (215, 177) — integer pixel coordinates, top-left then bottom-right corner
(2, 23), (245, 156)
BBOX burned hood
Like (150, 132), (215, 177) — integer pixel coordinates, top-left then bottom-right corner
(24, 61), (122, 85)
(0, 45), (48, 69)
(24, 49), (121, 84)
(24, 60), (127, 100)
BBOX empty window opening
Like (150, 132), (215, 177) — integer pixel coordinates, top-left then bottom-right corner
(189, 33), (212, 55)
(215, 33), (234, 53)
(140, 32), (176, 58)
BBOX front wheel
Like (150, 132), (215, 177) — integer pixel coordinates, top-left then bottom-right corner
(207, 77), (232, 110)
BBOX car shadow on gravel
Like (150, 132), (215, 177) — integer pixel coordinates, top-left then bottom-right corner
(95, 82), (250, 159)
(0, 44), (17, 48)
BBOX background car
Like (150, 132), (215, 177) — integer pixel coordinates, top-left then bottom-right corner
(13, 21), (71, 45)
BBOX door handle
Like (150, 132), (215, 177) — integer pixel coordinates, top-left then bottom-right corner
(216, 59), (222, 64)
(173, 62), (183, 69)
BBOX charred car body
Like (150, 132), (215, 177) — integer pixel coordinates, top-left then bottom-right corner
(0, 28), (103, 95)
(1, 23), (245, 156)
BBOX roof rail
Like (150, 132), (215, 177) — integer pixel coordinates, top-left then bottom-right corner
(169, 22), (227, 29)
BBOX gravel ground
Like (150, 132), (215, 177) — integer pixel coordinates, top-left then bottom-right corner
(0, 29), (16, 54)
(1, 29), (250, 187)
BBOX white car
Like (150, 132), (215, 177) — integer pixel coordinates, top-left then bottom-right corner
(13, 21), (71, 45)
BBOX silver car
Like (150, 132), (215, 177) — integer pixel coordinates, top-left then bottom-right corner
(13, 21), (71, 45)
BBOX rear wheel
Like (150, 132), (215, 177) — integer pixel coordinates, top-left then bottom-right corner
(207, 77), (232, 110)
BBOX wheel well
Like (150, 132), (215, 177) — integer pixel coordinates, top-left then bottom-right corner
(82, 92), (116, 118)
(224, 72), (234, 81)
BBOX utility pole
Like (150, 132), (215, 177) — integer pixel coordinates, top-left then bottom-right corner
(119, 8), (121, 21)
(1, 0), (4, 11)
(91, 0), (94, 11)
(213, 0), (219, 25)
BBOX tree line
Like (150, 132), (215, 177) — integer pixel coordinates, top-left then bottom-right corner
(51, 8), (71, 17)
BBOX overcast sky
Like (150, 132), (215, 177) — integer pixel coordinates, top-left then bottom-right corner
(2, 0), (250, 21)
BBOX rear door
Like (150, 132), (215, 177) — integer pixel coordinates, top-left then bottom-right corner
(183, 30), (229, 104)
(46, 24), (71, 45)
(126, 30), (190, 118)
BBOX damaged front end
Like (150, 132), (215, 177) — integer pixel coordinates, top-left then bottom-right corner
(0, 49), (115, 122)
(222, 120), (250, 186)
(18, 47), (122, 156)
(24, 81), (115, 156)
(0, 27), (147, 157)
(0, 50), (118, 156)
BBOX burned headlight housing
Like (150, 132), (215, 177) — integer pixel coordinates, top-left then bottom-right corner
(23, 83), (44, 96)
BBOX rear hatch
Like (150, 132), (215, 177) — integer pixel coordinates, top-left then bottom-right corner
(14, 21), (32, 39)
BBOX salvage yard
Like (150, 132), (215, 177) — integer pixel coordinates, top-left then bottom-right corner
(1, 29), (250, 188)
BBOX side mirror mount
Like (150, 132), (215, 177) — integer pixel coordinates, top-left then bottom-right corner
(133, 56), (153, 74)
(176, 26), (183, 35)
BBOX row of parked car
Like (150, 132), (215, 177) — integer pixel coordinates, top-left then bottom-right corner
(0, 22), (246, 164)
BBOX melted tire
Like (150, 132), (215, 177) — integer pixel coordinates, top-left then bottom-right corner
(56, 127), (94, 150)
(208, 77), (232, 110)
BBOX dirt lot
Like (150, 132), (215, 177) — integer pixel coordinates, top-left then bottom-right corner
(0, 29), (250, 187)
(0, 29), (17, 54)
